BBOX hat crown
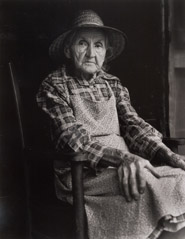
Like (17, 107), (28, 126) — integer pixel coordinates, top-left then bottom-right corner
(72, 10), (104, 28)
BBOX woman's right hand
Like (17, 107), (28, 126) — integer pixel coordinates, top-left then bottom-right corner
(117, 153), (160, 202)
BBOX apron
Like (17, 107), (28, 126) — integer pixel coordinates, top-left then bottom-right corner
(70, 80), (128, 151)
(54, 80), (185, 239)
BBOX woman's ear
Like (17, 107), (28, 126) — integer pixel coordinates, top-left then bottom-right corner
(64, 46), (71, 59)
(106, 47), (113, 60)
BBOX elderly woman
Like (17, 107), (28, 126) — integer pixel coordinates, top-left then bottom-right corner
(37, 9), (185, 239)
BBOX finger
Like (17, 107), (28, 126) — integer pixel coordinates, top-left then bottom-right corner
(118, 165), (123, 182)
(122, 166), (132, 202)
(178, 160), (185, 171)
(118, 165), (124, 194)
(171, 154), (185, 170)
(174, 160), (185, 171)
(136, 161), (146, 194)
(129, 163), (140, 200)
(145, 162), (161, 178)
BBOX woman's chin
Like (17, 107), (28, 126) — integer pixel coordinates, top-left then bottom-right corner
(83, 66), (98, 74)
(80, 68), (99, 79)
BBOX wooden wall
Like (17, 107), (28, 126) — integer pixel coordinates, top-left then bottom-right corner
(168, 0), (185, 154)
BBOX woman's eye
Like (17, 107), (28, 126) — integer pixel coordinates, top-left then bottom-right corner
(95, 42), (103, 48)
(78, 40), (87, 47)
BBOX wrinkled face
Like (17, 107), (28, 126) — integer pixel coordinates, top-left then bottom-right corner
(66, 29), (107, 79)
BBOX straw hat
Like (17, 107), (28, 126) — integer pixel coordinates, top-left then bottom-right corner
(49, 9), (127, 62)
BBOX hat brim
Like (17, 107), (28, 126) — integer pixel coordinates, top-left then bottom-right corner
(49, 25), (127, 63)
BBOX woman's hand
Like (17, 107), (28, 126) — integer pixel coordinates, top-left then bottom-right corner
(155, 148), (185, 171)
(118, 153), (160, 202)
(167, 153), (185, 171)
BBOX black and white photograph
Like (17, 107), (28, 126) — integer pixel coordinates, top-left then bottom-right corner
(0, 0), (185, 238)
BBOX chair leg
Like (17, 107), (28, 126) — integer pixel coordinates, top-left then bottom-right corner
(71, 161), (86, 239)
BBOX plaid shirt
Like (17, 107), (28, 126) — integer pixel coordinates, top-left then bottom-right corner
(36, 66), (168, 169)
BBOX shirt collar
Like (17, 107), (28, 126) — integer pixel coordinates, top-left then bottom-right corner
(75, 70), (116, 86)
(61, 65), (117, 86)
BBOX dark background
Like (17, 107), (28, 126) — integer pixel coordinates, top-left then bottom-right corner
(0, 0), (169, 238)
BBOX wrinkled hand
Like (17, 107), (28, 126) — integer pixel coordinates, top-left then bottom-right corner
(167, 153), (185, 170)
(118, 153), (160, 202)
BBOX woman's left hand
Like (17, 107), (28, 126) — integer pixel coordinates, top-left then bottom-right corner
(167, 153), (185, 170)
(155, 148), (185, 171)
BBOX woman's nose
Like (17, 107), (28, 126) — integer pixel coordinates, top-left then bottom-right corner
(86, 44), (95, 58)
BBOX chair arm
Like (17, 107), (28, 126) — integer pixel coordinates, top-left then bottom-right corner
(163, 137), (185, 153)
(71, 161), (86, 239)
(24, 148), (87, 239)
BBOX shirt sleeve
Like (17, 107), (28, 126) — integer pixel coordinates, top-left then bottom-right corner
(116, 79), (169, 160)
(36, 76), (127, 169)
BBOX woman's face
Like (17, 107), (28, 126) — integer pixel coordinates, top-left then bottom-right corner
(67, 29), (107, 79)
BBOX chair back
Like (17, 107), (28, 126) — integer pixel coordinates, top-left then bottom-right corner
(9, 62), (25, 149)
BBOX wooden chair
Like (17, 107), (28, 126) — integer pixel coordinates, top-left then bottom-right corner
(9, 62), (87, 239)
